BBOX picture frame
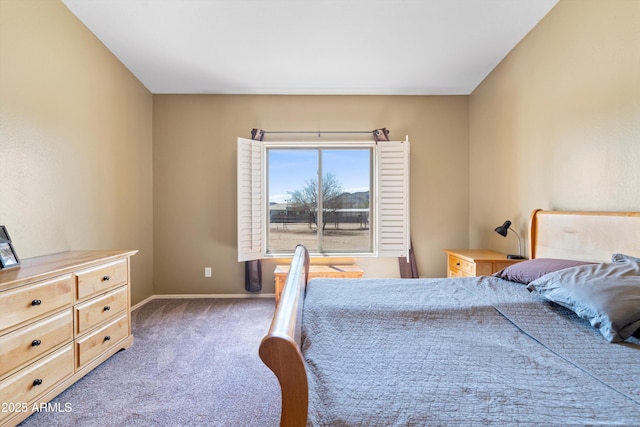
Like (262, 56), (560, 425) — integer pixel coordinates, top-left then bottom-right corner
(0, 225), (10, 242)
(0, 241), (20, 269)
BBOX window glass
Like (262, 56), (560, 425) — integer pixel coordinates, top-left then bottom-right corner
(267, 147), (372, 254)
(268, 149), (319, 252)
(320, 149), (371, 252)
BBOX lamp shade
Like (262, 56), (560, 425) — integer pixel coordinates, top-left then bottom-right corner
(494, 220), (512, 237)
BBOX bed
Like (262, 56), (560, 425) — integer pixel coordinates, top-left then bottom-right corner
(259, 209), (640, 426)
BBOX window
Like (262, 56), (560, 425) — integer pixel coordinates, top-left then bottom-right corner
(268, 148), (373, 254)
(237, 138), (409, 260)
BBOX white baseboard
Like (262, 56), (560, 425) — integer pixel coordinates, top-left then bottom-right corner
(132, 293), (275, 311)
(131, 295), (156, 311)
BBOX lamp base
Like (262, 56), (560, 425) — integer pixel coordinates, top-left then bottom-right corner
(507, 254), (525, 260)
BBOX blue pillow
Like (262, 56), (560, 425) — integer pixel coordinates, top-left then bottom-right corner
(527, 262), (640, 343)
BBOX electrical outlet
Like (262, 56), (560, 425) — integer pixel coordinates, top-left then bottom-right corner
(204, 267), (212, 278)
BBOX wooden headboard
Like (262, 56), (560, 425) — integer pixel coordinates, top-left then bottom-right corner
(529, 209), (640, 262)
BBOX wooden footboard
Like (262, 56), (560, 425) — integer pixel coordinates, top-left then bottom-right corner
(259, 245), (310, 427)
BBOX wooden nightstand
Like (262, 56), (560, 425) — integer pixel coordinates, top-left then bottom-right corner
(274, 264), (363, 304)
(443, 249), (525, 278)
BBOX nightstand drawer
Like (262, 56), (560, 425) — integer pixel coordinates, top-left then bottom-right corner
(448, 255), (473, 275)
(444, 249), (525, 278)
(447, 266), (472, 278)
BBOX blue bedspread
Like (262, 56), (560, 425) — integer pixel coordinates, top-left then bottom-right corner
(301, 276), (640, 426)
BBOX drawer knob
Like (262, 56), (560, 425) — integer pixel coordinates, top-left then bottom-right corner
(33, 378), (43, 386)
(456, 262), (460, 266)
(31, 299), (42, 306)
(104, 335), (111, 342)
(104, 305), (111, 311)
(32, 339), (42, 346)
(102, 275), (111, 281)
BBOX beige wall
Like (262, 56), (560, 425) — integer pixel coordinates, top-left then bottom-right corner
(469, 0), (640, 256)
(5, 0), (635, 300)
(0, 0), (154, 305)
(153, 95), (468, 294)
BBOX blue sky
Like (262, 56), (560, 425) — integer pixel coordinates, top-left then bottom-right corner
(268, 148), (371, 203)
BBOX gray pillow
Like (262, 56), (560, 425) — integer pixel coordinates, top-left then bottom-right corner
(492, 258), (594, 285)
(527, 262), (640, 342)
(612, 253), (640, 263)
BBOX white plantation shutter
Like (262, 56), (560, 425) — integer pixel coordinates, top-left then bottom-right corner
(376, 140), (410, 258)
(237, 137), (264, 262)
(238, 135), (410, 259)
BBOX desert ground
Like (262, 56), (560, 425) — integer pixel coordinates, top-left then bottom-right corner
(268, 222), (370, 252)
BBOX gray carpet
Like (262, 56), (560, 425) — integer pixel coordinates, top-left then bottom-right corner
(18, 298), (281, 427)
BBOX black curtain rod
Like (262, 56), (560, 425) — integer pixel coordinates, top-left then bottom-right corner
(251, 127), (390, 141)
(262, 130), (376, 134)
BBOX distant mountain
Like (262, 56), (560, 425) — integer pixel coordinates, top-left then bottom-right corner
(332, 191), (369, 208)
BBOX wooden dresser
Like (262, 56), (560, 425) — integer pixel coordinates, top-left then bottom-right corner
(274, 264), (363, 304)
(0, 250), (137, 427)
(443, 249), (524, 278)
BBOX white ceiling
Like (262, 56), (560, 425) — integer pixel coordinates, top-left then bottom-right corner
(61, 0), (558, 95)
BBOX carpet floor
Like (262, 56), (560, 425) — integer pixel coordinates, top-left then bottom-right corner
(18, 298), (281, 427)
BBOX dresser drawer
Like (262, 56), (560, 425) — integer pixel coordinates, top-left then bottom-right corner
(0, 344), (74, 423)
(75, 259), (128, 300)
(0, 275), (74, 334)
(0, 309), (73, 379)
(75, 314), (128, 369)
(74, 286), (128, 335)
(448, 255), (473, 275)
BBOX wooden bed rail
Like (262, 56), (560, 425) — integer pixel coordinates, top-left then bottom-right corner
(259, 245), (310, 427)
